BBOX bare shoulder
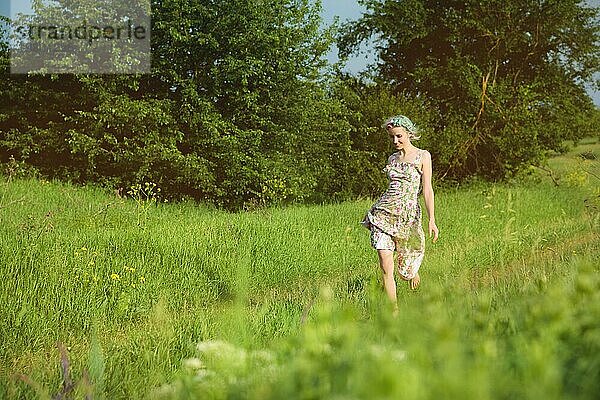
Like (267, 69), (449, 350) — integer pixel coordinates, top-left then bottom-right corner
(418, 149), (432, 173)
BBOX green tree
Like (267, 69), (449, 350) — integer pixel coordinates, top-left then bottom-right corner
(0, 16), (8, 71)
(1, 0), (356, 209)
(150, 0), (346, 208)
(339, 0), (600, 180)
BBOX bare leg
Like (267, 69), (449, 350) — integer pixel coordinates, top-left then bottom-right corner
(377, 249), (398, 311)
(410, 273), (420, 290)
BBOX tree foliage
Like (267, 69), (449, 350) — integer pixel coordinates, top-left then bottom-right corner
(2, 0), (599, 208)
(339, 0), (600, 179)
(0, 0), (355, 209)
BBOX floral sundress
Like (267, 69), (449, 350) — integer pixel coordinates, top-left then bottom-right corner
(361, 150), (426, 280)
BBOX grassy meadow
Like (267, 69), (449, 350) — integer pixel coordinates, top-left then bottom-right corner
(0, 139), (599, 399)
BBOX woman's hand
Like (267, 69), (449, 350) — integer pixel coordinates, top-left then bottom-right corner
(428, 219), (439, 243)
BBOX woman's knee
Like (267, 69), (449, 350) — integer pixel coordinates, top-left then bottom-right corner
(377, 250), (395, 275)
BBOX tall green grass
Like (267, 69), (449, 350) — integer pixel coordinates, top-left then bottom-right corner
(0, 139), (598, 399)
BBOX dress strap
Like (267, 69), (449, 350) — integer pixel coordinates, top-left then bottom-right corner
(415, 150), (424, 173)
(414, 149), (424, 163)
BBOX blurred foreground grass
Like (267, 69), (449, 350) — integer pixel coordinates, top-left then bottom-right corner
(0, 139), (599, 399)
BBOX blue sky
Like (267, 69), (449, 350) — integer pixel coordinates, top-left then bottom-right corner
(2, 0), (598, 105)
(0, 1), (9, 18)
(4, 0), (31, 16)
(320, 0), (374, 72)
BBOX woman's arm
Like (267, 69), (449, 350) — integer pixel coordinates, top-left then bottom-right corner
(421, 151), (439, 242)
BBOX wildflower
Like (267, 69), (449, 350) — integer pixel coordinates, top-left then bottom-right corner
(370, 344), (407, 362)
(391, 350), (407, 362)
(182, 357), (205, 371)
(139, 276), (145, 283)
(196, 340), (234, 354)
(196, 340), (247, 365)
(195, 369), (214, 380)
(111, 273), (121, 281)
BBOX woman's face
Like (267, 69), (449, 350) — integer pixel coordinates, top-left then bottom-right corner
(388, 126), (410, 150)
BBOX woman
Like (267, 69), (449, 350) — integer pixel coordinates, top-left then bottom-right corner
(361, 115), (439, 310)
